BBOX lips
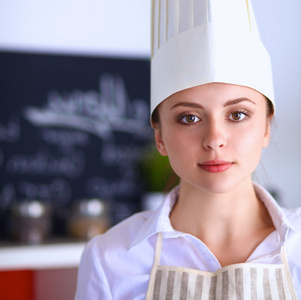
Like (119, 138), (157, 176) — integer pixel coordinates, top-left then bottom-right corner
(198, 160), (234, 173)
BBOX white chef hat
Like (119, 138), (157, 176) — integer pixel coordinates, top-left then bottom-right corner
(150, 0), (275, 115)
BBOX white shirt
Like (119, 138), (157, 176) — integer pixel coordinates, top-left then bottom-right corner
(74, 183), (301, 299)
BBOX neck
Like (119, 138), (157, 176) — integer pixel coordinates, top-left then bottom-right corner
(169, 178), (275, 265)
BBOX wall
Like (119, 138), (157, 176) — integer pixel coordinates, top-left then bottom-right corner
(252, 0), (301, 207)
(0, 0), (150, 58)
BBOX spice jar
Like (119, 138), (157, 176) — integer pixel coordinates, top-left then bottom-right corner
(68, 198), (111, 241)
(9, 201), (52, 244)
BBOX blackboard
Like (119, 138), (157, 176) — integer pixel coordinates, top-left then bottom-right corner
(0, 51), (152, 236)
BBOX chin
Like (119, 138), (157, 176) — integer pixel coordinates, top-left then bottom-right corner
(190, 178), (246, 196)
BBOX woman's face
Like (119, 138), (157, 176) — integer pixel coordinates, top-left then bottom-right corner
(154, 83), (272, 195)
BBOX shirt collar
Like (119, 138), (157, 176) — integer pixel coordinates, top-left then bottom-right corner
(252, 182), (290, 243)
(130, 183), (298, 249)
(253, 182), (301, 233)
(130, 186), (181, 248)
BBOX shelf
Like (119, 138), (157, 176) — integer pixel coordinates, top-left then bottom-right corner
(0, 241), (85, 271)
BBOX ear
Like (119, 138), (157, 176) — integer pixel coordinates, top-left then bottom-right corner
(154, 127), (168, 156)
(262, 118), (272, 148)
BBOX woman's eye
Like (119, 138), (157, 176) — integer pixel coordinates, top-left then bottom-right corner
(180, 114), (200, 124)
(229, 111), (247, 121)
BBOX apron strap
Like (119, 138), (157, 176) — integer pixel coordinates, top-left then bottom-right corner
(153, 232), (163, 267)
(281, 246), (298, 300)
(145, 232), (163, 299)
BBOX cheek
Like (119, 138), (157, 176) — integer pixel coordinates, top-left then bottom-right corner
(237, 125), (267, 159)
(163, 130), (200, 168)
(164, 136), (186, 158)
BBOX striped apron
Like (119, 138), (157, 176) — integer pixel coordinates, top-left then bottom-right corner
(146, 233), (297, 299)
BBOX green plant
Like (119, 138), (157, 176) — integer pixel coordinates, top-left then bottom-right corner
(140, 144), (179, 192)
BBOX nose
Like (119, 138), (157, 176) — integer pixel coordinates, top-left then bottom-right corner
(202, 122), (227, 151)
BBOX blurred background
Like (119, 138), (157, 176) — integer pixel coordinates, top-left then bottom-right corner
(0, 0), (300, 299)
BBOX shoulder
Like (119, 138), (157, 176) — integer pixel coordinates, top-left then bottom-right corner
(281, 206), (301, 231)
(75, 211), (154, 300)
(85, 210), (154, 255)
(281, 207), (301, 297)
(77, 210), (157, 298)
(78, 210), (155, 282)
(281, 206), (301, 267)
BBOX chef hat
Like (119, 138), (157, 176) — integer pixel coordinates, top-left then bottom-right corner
(151, 0), (275, 115)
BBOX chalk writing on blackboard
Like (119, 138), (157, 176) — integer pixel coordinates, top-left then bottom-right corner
(0, 178), (72, 209)
(6, 148), (85, 179)
(0, 149), (3, 168)
(101, 142), (143, 166)
(18, 178), (72, 207)
(39, 129), (90, 150)
(23, 74), (149, 141)
(0, 116), (20, 143)
(0, 183), (16, 210)
(0, 52), (151, 233)
(85, 175), (139, 200)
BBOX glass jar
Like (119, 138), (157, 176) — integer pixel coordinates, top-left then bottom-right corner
(68, 198), (111, 241)
(9, 201), (52, 244)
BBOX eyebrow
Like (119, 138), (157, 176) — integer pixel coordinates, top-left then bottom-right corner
(171, 102), (205, 110)
(170, 97), (256, 110)
(223, 97), (256, 107)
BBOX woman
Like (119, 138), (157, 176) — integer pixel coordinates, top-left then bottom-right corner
(75, 0), (301, 298)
